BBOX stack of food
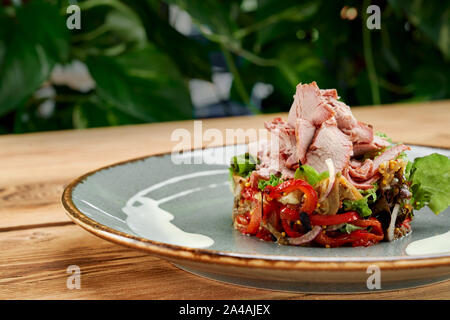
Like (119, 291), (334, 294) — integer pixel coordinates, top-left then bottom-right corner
(229, 82), (449, 247)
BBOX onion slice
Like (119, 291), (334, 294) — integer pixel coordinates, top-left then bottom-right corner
(386, 204), (400, 242)
(319, 158), (335, 202)
(288, 225), (322, 245)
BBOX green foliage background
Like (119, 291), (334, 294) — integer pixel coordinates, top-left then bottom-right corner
(0, 0), (449, 134)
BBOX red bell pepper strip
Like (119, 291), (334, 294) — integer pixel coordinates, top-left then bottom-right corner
(350, 218), (384, 236)
(267, 179), (318, 214)
(314, 231), (351, 247)
(350, 230), (384, 247)
(281, 219), (303, 238)
(245, 199), (262, 235)
(262, 198), (276, 221)
(315, 230), (382, 247)
(309, 211), (359, 226)
(279, 206), (299, 221)
(314, 217), (384, 247)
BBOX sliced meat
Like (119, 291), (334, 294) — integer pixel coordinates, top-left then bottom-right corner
(264, 117), (298, 169)
(320, 88), (338, 99)
(294, 118), (316, 164)
(374, 135), (392, 148)
(252, 166), (272, 181)
(253, 123), (298, 179)
(343, 144), (409, 189)
(343, 167), (381, 190)
(327, 99), (373, 144)
(347, 144), (409, 184)
(348, 159), (374, 181)
(253, 140), (278, 179)
(353, 135), (392, 157)
(287, 82), (335, 128)
(342, 121), (373, 144)
(305, 118), (353, 173)
(255, 154), (295, 180)
(255, 155), (280, 180)
(251, 82), (403, 191)
(371, 144), (410, 175)
(327, 100), (354, 129)
(353, 143), (379, 157)
(350, 159), (363, 168)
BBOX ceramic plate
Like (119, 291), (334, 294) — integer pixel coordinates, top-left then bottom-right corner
(62, 144), (450, 293)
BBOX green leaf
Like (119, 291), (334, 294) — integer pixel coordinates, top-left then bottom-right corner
(408, 153), (450, 214)
(343, 198), (372, 218)
(0, 0), (69, 117)
(294, 164), (329, 186)
(338, 223), (365, 234)
(86, 44), (193, 122)
(128, 0), (213, 80)
(405, 160), (413, 181)
(165, 0), (238, 38)
(73, 98), (113, 129)
(230, 153), (257, 177)
(389, 0), (450, 59)
(361, 185), (378, 205)
(103, 9), (147, 44)
(258, 174), (283, 191)
(0, 34), (52, 117)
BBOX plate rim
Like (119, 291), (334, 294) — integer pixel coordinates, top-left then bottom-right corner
(61, 144), (450, 272)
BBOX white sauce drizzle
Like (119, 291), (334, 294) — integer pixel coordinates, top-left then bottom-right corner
(405, 231), (450, 256)
(122, 170), (228, 248)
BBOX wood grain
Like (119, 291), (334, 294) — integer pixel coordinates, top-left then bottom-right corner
(0, 100), (449, 299)
(1, 224), (449, 299)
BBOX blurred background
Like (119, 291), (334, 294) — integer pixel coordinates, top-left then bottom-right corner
(0, 0), (449, 134)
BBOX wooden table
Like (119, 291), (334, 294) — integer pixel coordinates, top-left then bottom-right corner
(1, 100), (449, 300)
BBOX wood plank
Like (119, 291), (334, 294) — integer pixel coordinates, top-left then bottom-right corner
(0, 224), (449, 299)
(0, 224), (298, 299)
(352, 101), (450, 148)
(0, 181), (71, 229)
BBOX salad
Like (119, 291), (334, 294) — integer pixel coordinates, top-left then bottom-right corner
(229, 82), (450, 247)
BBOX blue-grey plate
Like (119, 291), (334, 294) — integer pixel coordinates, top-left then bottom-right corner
(62, 144), (450, 293)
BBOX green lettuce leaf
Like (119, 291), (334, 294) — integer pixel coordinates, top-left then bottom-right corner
(258, 174), (283, 191)
(338, 223), (365, 234)
(230, 153), (257, 177)
(342, 198), (372, 217)
(294, 165), (329, 186)
(361, 183), (378, 205)
(408, 153), (450, 214)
